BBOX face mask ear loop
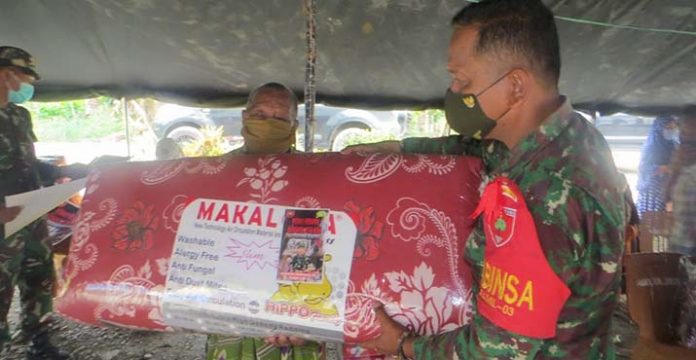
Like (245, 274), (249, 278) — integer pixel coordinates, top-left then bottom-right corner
(473, 71), (514, 124)
(475, 71), (513, 98)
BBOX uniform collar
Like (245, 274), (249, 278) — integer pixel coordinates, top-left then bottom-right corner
(493, 96), (574, 174)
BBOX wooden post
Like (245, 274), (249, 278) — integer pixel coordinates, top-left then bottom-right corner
(303, 0), (317, 152)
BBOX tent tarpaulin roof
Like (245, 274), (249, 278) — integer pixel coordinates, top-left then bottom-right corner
(2, 0), (695, 114)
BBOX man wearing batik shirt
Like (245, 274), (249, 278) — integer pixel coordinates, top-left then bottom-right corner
(669, 105), (696, 256)
(346, 0), (629, 358)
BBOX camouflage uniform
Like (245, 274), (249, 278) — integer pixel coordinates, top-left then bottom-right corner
(402, 99), (629, 359)
(0, 102), (57, 348)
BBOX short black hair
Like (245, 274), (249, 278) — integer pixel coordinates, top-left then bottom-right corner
(452, 0), (561, 86)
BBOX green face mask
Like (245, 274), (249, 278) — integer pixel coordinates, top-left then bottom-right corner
(444, 73), (511, 139)
(242, 117), (295, 154)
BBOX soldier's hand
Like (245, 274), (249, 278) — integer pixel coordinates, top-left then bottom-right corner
(341, 140), (402, 154)
(360, 302), (409, 356)
(0, 205), (22, 224)
(59, 163), (89, 179)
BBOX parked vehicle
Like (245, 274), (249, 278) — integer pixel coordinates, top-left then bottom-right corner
(594, 112), (654, 150)
(591, 112), (655, 197)
(153, 103), (408, 151)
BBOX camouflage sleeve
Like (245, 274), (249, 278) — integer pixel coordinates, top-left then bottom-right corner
(534, 187), (625, 358)
(412, 325), (471, 359)
(401, 135), (484, 156)
(0, 106), (38, 172)
(18, 107), (61, 184)
(0, 133), (14, 171)
(17, 106), (38, 142)
(35, 160), (61, 185)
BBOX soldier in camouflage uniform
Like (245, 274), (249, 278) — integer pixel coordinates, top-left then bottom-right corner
(0, 46), (86, 360)
(348, 1), (631, 358)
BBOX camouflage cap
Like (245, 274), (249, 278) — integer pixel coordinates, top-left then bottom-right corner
(0, 46), (40, 80)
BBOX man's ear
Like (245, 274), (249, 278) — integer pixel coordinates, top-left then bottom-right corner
(0, 68), (21, 91)
(508, 69), (528, 107)
(291, 114), (299, 129)
(242, 109), (249, 121)
(0, 69), (6, 88)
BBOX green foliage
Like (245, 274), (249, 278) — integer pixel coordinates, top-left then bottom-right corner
(406, 109), (449, 137)
(338, 130), (399, 148)
(33, 115), (125, 142)
(25, 98), (450, 146)
(26, 97), (126, 142)
(181, 125), (227, 157)
(27, 101), (86, 120)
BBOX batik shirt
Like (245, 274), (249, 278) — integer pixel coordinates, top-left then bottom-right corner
(402, 99), (629, 359)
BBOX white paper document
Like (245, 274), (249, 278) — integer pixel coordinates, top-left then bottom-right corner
(4, 178), (87, 238)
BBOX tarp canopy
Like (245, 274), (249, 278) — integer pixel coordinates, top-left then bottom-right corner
(2, 0), (695, 114)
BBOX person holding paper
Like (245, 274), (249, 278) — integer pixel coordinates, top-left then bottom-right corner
(206, 82), (328, 360)
(0, 46), (87, 360)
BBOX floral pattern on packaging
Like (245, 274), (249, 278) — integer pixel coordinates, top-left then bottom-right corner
(55, 152), (482, 357)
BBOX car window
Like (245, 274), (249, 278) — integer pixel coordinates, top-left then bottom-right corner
(595, 113), (654, 140)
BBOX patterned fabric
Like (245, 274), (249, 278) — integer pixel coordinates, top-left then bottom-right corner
(0, 104), (56, 349)
(206, 335), (324, 360)
(669, 164), (696, 256)
(402, 99), (629, 359)
(636, 116), (677, 216)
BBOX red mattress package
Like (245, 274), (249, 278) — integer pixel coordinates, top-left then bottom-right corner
(56, 152), (482, 352)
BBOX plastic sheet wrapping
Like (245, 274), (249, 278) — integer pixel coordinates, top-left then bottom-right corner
(38, 155), (82, 253)
(677, 256), (696, 349)
(55, 153), (482, 351)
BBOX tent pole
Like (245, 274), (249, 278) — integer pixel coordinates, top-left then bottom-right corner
(303, 0), (317, 153)
(123, 97), (131, 158)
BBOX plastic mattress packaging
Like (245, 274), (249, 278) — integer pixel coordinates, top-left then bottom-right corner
(55, 152), (482, 356)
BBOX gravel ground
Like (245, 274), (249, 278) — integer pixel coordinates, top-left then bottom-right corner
(2, 292), (207, 360)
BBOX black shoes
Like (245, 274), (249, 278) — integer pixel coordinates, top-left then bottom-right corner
(26, 331), (70, 360)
